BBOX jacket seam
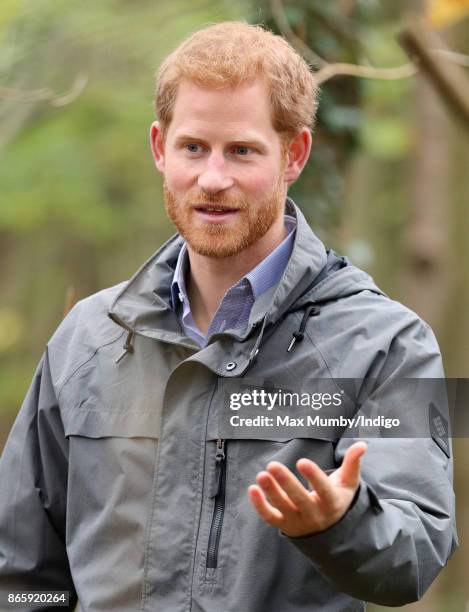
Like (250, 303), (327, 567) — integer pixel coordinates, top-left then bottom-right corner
(140, 436), (160, 611)
(299, 313), (336, 381)
(56, 329), (126, 401)
(280, 311), (342, 399)
(73, 408), (156, 414)
(301, 314), (350, 400)
(310, 273), (384, 302)
(188, 379), (218, 609)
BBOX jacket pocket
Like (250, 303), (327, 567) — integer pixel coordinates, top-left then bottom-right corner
(200, 433), (337, 588)
(64, 403), (161, 439)
(231, 433), (337, 485)
(64, 405), (159, 612)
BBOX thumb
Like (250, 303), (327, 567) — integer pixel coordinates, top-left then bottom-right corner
(339, 441), (367, 489)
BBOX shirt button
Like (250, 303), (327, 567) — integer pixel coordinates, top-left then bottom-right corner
(226, 361), (237, 371)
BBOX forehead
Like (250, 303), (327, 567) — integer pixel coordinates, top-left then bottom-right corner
(167, 79), (278, 141)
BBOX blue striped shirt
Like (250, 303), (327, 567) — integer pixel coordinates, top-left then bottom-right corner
(171, 215), (296, 347)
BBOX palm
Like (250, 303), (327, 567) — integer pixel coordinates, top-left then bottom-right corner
(248, 441), (367, 537)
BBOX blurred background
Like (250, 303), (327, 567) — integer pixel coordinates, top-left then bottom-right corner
(0, 0), (467, 609)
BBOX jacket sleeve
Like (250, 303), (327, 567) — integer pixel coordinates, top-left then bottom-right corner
(0, 348), (78, 609)
(286, 317), (458, 606)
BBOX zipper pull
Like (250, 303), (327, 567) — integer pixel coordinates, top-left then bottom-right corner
(215, 438), (225, 462)
(287, 334), (299, 352)
(210, 439), (226, 498)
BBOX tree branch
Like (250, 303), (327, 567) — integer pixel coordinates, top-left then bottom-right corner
(314, 62), (417, 85)
(399, 22), (469, 128)
(432, 49), (469, 68)
(269, 0), (469, 91)
(0, 73), (88, 106)
(269, 0), (327, 68)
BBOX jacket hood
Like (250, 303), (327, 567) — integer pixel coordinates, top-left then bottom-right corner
(108, 198), (385, 355)
(291, 251), (386, 310)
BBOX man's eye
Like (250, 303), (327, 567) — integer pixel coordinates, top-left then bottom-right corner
(186, 143), (202, 153)
(234, 146), (251, 156)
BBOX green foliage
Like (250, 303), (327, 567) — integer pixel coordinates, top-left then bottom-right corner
(1, 4), (467, 607)
(361, 116), (411, 158)
(0, 0), (420, 413)
(257, 0), (414, 232)
(0, 0), (251, 414)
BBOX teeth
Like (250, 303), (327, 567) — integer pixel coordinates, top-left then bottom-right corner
(204, 208), (227, 212)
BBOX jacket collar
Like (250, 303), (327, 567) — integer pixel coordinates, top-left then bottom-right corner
(108, 197), (328, 374)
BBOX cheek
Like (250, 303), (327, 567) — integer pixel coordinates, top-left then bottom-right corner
(242, 172), (280, 199)
(240, 156), (284, 195)
(164, 162), (194, 193)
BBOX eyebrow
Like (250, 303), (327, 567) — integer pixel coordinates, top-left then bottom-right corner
(173, 134), (269, 153)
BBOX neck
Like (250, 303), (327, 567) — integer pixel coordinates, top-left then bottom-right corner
(186, 216), (287, 334)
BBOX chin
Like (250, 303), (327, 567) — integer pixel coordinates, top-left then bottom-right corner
(186, 237), (248, 258)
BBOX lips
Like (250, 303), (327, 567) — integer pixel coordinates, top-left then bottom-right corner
(194, 205), (239, 213)
(193, 205), (240, 223)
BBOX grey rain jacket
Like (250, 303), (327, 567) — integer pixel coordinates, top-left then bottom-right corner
(0, 199), (457, 611)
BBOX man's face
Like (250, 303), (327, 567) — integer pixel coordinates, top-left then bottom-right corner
(151, 79), (288, 258)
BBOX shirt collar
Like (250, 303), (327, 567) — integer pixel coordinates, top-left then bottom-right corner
(170, 242), (189, 309)
(171, 214), (296, 309)
(245, 215), (296, 299)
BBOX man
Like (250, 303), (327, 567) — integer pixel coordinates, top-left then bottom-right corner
(0, 21), (457, 612)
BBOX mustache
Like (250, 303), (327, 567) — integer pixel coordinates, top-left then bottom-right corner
(188, 196), (248, 210)
(191, 203), (242, 210)
(163, 182), (249, 210)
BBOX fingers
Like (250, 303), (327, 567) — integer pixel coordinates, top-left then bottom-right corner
(248, 484), (284, 527)
(296, 458), (335, 506)
(339, 441), (367, 488)
(264, 461), (312, 510)
(249, 444), (368, 530)
(256, 470), (299, 514)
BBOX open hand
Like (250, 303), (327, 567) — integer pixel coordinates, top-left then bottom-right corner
(248, 441), (367, 537)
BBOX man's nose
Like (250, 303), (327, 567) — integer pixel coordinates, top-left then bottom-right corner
(197, 156), (234, 194)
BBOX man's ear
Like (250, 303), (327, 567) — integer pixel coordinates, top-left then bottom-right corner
(283, 128), (312, 185)
(150, 121), (166, 173)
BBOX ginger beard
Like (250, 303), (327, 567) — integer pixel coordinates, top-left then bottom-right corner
(163, 174), (286, 258)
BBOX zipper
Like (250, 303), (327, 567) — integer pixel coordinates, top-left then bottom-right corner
(206, 438), (226, 569)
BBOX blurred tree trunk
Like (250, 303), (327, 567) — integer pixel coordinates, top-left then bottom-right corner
(395, 22), (469, 612)
(397, 76), (451, 332)
(352, 18), (468, 612)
